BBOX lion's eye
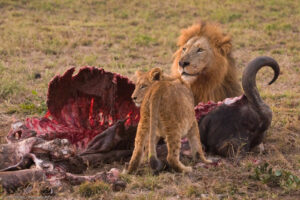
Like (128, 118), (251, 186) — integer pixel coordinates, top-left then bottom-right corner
(197, 48), (204, 53)
(182, 47), (186, 52)
(140, 85), (147, 89)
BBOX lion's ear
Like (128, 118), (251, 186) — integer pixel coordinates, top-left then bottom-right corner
(219, 35), (232, 56)
(150, 68), (162, 81)
(135, 70), (143, 77)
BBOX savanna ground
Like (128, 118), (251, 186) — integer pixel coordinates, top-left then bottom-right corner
(0, 0), (299, 199)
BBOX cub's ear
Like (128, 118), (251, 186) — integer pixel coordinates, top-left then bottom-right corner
(219, 35), (232, 56)
(150, 67), (162, 81)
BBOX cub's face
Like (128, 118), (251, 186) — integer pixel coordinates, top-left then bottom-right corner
(178, 36), (213, 83)
(131, 68), (162, 107)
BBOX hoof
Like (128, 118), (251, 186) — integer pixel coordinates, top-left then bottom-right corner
(150, 156), (164, 173)
(112, 180), (126, 191)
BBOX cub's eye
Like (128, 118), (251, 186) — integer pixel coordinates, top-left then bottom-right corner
(182, 47), (186, 52)
(197, 48), (204, 53)
(140, 85), (147, 89)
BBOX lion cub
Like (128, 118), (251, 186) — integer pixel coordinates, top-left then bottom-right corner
(127, 67), (211, 173)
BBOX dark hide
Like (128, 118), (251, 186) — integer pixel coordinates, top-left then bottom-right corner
(0, 169), (46, 193)
(53, 156), (87, 174)
(199, 56), (280, 157)
(81, 119), (135, 155)
(0, 138), (37, 171)
(81, 150), (133, 167)
(79, 119), (136, 167)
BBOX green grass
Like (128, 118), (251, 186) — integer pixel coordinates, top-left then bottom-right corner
(78, 181), (111, 198)
(0, 0), (299, 199)
(250, 162), (300, 191)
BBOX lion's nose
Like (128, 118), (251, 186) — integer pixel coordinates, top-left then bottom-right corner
(132, 96), (137, 101)
(179, 61), (190, 68)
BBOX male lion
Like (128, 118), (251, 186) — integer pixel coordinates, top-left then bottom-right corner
(172, 21), (242, 103)
(127, 68), (211, 174)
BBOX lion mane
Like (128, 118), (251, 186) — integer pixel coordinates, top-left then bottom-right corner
(171, 21), (242, 103)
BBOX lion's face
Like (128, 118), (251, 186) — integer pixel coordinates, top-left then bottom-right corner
(131, 68), (162, 107)
(178, 36), (213, 83)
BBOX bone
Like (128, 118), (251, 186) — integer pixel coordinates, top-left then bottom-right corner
(32, 138), (75, 159)
(0, 167), (126, 193)
(65, 168), (116, 185)
(0, 137), (82, 173)
(64, 168), (126, 191)
(27, 153), (54, 171)
(6, 122), (37, 143)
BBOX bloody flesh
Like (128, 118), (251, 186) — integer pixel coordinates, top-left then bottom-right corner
(7, 67), (222, 151)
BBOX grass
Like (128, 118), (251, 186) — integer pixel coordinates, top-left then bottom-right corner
(0, 0), (299, 199)
(78, 181), (111, 198)
(250, 162), (300, 191)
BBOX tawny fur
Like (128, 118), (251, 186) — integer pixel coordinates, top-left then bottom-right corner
(171, 21), (242, 104)
(127, 68), (211, 174)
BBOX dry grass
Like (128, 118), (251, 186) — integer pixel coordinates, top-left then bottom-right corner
(0, 0), (299, 199)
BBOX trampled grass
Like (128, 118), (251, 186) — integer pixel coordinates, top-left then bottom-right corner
(0, 0), (299, 199)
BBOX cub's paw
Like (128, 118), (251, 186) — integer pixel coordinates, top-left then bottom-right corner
(181, 166), (193, 173)
(122, 168), (128, 174)
(122, 163), (129, 174)
(122, 162), (138, 174)
(204, 159), (213, 164)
